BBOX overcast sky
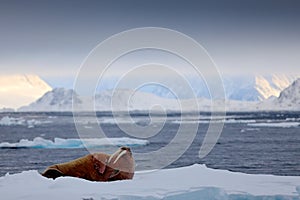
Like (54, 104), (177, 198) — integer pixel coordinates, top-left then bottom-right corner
(0, 0), (299, 88)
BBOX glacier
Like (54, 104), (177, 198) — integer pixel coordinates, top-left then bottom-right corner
(1, 164), (300, 200)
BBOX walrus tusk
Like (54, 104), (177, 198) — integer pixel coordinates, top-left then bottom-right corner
(113, 150), (127, 164)
(108, 149), (121, 163)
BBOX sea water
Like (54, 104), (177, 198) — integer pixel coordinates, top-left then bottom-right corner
(0, 111), (299, 176)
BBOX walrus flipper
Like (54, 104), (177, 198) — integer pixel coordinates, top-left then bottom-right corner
(42, 168), (64, 179)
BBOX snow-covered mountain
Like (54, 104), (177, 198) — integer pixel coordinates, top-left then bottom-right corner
(1, 73), (297, 111)
(0, 74), (52, 109)
(254, 75), (297, 100)
(277, 78), (300, 104)
(18, 88), (182, 112)
(18, 78), (300, 112)
(25, 87), (213, 112)
(263, 78), (300, 110)
(15, 75), (300, 112)
(17, 87), (255, 112)
(98, 74), (298, 101)
(145, 74), (299, 101)
(192, 74), (298, 101)
(18, 88), (82, 112)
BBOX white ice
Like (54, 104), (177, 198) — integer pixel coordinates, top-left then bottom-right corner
(248, 122), (300, 128)
(0, 116), (51, 128)
(1, 164), (300, 200)
(0, 137), (149, 149)
(0, 116), (25, 126)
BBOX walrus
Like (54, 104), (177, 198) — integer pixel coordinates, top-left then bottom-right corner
(42, 146), (135, 181)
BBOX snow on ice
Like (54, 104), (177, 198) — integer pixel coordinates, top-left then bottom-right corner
(1, 164), (300, 200)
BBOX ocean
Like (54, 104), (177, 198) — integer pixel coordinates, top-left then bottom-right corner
(0, 111), (299, 177)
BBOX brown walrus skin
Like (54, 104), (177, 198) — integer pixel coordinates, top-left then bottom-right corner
(42, 146), (135, 182)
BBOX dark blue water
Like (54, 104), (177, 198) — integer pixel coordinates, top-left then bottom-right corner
(0, 112), (299, 176)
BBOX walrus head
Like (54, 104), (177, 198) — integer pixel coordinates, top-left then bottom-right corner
(93, 146), (135, 181)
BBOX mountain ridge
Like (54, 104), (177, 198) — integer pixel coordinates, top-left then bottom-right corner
(98, 74), (299, 101)
(17, 78), (300, 112)
(1, 74), (299, 111)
